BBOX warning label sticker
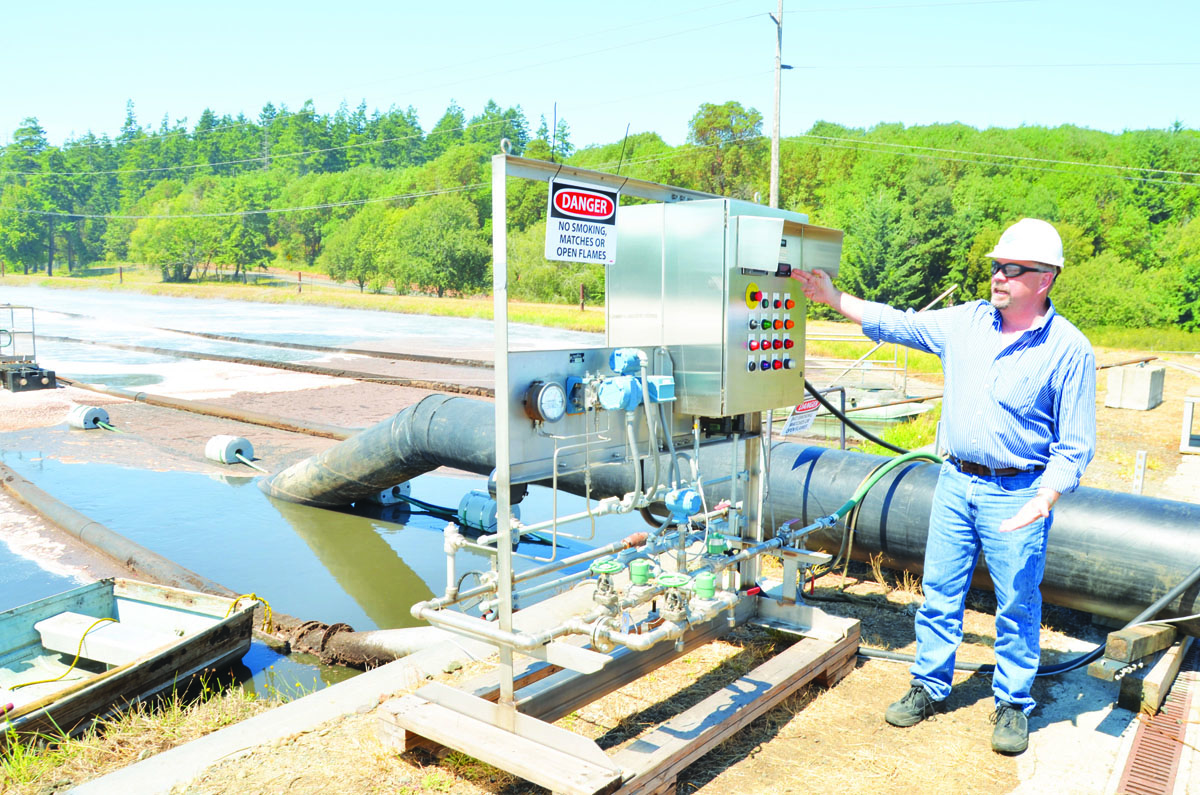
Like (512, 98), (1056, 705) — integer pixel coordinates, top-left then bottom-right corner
(544, 179), (618, 265)
(782, 398), (822, 436)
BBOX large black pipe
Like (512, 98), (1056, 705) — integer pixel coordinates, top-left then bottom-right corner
(260, 396), (1200, 628)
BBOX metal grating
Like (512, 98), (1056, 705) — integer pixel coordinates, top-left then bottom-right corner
(1115, 641), (1199, 795)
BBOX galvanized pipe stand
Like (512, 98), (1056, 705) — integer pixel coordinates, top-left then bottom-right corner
(376, 155), (858, 794)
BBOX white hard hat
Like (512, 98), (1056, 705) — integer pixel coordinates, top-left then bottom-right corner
(986, 218), (1064, 269)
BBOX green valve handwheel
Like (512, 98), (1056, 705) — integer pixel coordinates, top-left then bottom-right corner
(657, 572), (691, 589)
(590, 559), (625, 576)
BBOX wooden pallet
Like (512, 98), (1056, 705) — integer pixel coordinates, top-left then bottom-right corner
(379, 615), (860, 795)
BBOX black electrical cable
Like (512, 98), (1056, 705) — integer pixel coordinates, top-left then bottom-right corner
(803, 379), (908, 455)
(854, 561), (1200, 676)
(807, 378), (1200, 677)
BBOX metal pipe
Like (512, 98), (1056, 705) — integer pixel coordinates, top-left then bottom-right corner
(57, 377), (358, 441)
(261, 394), (1200, 631)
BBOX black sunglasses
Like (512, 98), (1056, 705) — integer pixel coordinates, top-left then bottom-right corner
(991, 261), (1052, 278)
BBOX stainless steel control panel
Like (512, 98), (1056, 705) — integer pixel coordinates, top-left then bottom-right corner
(607, 199), (842, 417)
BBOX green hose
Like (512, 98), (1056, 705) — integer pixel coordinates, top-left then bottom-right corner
(829, 450), (943, 521)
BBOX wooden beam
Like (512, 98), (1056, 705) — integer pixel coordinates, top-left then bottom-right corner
(381, 691), (622, 795)
(1140, 636), (1194, 714)
(611, 623), (860, 794)
(1105, 623), (1176, 663)
(1087, 656), (1132, 682)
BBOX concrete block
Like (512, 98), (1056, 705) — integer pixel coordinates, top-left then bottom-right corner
(1105, 364), (1165, 410)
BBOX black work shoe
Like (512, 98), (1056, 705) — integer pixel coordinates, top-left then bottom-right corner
(990, 703), (1029, 754)
(885, 685), (937, 727)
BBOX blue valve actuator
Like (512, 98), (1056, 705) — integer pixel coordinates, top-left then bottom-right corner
(665, 487), (703, 522)
(609, 348), (644, 376)
(597, 376), (643, 411)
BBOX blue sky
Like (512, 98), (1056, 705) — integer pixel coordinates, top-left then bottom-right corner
(2, 0), (1195, 150)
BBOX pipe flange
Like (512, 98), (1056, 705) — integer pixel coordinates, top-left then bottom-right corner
(590, 617), (618, 653)
(320, 622), (354, 650)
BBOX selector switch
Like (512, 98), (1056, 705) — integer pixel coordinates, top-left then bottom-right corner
(748, 318), (758, 330)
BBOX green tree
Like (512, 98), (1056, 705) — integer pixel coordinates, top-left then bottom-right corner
(391, 194), (490, 297)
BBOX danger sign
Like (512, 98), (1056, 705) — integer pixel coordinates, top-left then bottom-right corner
(545, 179), (618, 265)
(782, 398), (822, 436)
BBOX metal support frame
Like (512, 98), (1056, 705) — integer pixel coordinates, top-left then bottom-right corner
(382, 155), (857, 793)
(490, 155), (725, 721)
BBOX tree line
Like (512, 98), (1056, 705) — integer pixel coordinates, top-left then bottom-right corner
(1, 98), (1198, 329)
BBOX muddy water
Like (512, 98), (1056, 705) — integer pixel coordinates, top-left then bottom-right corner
(0, 285), (601, 372)
(0, 455), (633, 631)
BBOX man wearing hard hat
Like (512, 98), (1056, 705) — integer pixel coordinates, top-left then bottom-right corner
(793, 218), (1096, 755)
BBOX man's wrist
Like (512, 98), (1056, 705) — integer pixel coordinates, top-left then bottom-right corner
(1035, 488), (1060, 509)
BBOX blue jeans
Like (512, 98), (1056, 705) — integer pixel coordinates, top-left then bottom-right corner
(910, 462), (1050, 714)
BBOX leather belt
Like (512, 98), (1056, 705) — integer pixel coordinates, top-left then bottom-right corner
(950, 457), (1043, 478)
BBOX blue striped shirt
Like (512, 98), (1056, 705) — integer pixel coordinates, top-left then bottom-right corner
(861, 299), (1096, 494)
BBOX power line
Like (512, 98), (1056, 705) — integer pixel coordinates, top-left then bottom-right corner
(7, 184), (486, 221)
(584, 131), (1199, 188)
(0, 117), (510, 178)
(796, 132), (1200, 178)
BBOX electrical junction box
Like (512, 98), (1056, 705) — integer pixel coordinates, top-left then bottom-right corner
(606, 199), (843, 417)
(1105, 364), (1165, 411)
(2, 364), (57, 392)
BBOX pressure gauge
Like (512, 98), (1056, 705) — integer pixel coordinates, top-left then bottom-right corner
(524, 380), (567, 423)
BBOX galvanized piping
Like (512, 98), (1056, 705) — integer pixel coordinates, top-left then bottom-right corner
(57, 377), (359, 441)
(256, 394), (1200, 630)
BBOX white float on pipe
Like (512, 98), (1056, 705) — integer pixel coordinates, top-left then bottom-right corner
(66, 405), (109, 430)
(205, 435), (255, 465)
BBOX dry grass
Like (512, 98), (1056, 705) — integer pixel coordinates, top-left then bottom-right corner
(2, 679), (267, 794)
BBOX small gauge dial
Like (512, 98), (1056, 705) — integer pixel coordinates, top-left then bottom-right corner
(524, 380), (567, 423)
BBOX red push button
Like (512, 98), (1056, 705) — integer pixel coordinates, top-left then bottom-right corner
(749, 340), (759, 351)
(772, 339), (783, 350)
(784, 338), (794, 349)
(751, 290), (763, 302)
(773, 299), (782, 309)
(772, 360), (783, 370)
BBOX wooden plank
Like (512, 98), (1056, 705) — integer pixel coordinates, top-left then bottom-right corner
(1118, 649), (1164, 712)
(1106, 623), (1177, 663)
(1141, 636), (1194, 714)
(379, 657), (560, 756)
(414, 681), (614, 769)
(816, 651), (858, 687)
(611, 623), (860, 794)
(1087, 656), (1131, 682)
(385, 693), (622, 795)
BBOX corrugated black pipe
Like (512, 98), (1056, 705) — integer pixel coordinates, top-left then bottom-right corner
(260, 395), (1200, 631)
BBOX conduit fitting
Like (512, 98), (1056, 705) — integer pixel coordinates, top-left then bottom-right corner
(66, 405), (109, 430)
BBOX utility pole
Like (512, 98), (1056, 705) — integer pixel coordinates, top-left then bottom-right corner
(769, 0), (791, 209)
